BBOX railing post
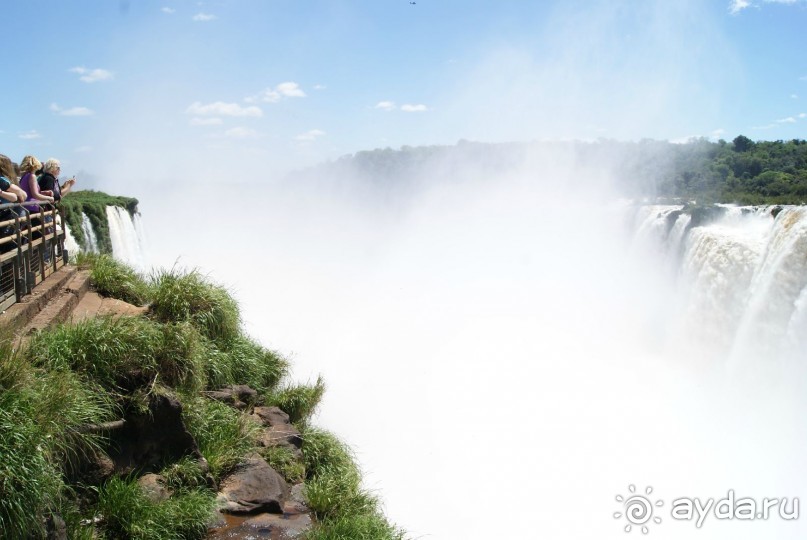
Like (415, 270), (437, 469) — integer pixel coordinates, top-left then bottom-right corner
(13, 207), (25, 301)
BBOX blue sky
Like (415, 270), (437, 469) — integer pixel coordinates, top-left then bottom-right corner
(1, 0), (806, 186)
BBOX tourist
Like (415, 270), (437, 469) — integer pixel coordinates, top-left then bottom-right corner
(19, 155), (52, 242)
(0, 154), (28, 251)
(19, 155), (53, 212)
(38, 158), (76, 202)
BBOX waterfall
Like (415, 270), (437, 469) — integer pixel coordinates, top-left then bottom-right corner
(106, 206), (147, 269)
(81, 213), (99, 252)
(63, 212), (100, 255)
(636, 204), (807, 373)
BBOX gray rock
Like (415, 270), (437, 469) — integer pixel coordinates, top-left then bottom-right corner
(218, 457), (289, 514)
(137, 473), (171, 502)
(251, 406), (291, 427)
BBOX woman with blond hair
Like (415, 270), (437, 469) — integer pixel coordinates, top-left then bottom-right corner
(19, 155), (54, 212)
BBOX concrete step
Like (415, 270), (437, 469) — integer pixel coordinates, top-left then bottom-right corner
(71, 291), (148, 322)
(0, 265), (78, 336)
(14, 269), (92, 348)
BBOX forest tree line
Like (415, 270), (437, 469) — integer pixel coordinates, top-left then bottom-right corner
(295, 136), (807, 205)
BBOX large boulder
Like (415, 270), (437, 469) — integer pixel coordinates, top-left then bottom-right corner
(217, 456), (289, 514)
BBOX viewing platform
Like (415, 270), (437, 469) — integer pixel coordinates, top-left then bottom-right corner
(0, 201), (70, 313)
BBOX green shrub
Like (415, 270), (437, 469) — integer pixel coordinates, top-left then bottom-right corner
(265, 376), (325, 425)
(300, 427), (403, 538)
(181, 397), (260, 481)
(96, 477), (215, 540)
(79, 253), (151, 306)
(28, 316), (207, 393)
(0, 391), (63, 538)
(304, 513), (406, 540)
(204, 334), (289, 394)
(150, 269), (240, 344)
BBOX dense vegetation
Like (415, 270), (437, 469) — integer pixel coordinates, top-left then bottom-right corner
(0, 255), (403, 539)
(295, 136), (807, 205)
(615, 136), (807, 204)
(60, 191), (139, 254)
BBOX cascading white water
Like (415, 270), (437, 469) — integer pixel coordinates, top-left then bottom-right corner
(63, 212), (100, 256)
(106, 206), (147, 269)
(634, 204), (807, 373)
(81, 213), (99, 252)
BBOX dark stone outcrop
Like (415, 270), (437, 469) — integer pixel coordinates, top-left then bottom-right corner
(217, 456), (289, 514)
(208, 483), (311, 539)
(202, 384), (260, 410)
(107, 392), (203, 475)
(251, 406), (303, 460)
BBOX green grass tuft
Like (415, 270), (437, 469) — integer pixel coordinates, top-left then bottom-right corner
(96, 476), (215, 540)
(301, 426), (404, 539)
(150, 269), (240, 344)
(265, 376), (325, 425)
(27, 316), (210, 394)
(181, 396), (260, 481)
(79, 253), (151, 306)
(304, 513), (406, 540)
(159, 456), (209, 491)
(0, 390), (63, 538)
(204, 334), (289, 394)
(260, 446), (305, 484)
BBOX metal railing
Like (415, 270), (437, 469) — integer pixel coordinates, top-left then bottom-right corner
(0, 202), (68, 312)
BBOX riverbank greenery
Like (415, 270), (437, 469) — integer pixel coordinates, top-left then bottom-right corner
(60, 190), (139, 254)
(0, 258), (403, 539)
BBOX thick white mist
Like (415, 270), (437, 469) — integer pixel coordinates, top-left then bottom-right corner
(136, 152), (807, 540)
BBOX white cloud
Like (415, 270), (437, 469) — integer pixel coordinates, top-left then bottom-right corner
(190, 117), (223, 126)
(730, 0), (807, 13)
(710, 128), (726, 139)
(161, 7), (176, 14)
(792, 94), (799, 99)
(294, 129), (326, 141)
(192, 13), (216, 21)
(751, 123), (776, 130)
(248, 82), (306, 103)
(69, 67), (114, 83)
(729, 0), (751, 13)
(224, 127), (258, 138)
(799, 113), (807, 118)
(19, 130), (41, 140)
(186, 101), (263, 117)
(313, 84), (327, 90)
(777, 116), (797, 123)
(375, 101), (396, 111)
(801, 76), (807, 81)
(276, 82), (305, 97)
(50, 103), (94, 116)
(401, 103), (428, 112)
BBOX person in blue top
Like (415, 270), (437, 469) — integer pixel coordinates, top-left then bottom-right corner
(0, 154), (29, 252)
